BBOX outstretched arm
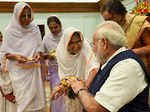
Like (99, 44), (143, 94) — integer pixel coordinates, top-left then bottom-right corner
(70, 80), (109, 112)
(85, 68), (97, 88)
(5, 53), (28, 63)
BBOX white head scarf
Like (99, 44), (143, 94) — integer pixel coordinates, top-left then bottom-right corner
(56, 27), (98, 79)
(0, 2), (45, 112)
(0, 2), (41, 58)
(39, 15), (63, 53)
(41, 31), (62, 53)
(40, 16), (63, 52)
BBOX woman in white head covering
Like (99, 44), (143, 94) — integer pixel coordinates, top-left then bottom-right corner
(54, 27), (98, 112)
(0, 2), (45, 112)
(56, 27), (98, 80)
(39, 16), (64, 112)
(40, 16), (63, 54)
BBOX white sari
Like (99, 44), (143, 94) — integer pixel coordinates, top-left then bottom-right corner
(0, 40), (17, 112)
(39, 27), (64, 112)
(0, 2), (45, 112)
(40, 31), (63, 53)
(56, 27), (98, 112)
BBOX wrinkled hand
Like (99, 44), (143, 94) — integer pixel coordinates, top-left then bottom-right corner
(50, 85), (65, 101)
(33, 52), (41, 62)
(69, 80), (86, 94)
(5, 53), (27, 63)
(16, 55), (28, 63)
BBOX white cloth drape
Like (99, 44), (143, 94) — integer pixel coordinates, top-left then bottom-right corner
(39, 31), (63, 53)
(0, 41), (17, 112)
(0, 92), (17, 112)
(56, 27), (98, 80)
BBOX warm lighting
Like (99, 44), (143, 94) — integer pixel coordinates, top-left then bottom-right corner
(131, 0), (150, 15)
(0, 0), (99, 2)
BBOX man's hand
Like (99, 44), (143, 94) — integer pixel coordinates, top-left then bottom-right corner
(69, 80), (86, 94)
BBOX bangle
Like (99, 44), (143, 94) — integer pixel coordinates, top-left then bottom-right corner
(77, 88), (87, 96)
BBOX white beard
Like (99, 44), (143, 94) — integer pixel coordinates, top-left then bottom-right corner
(95, 53), (101, 63)
(95, 44), (102, 63)
(95, 43), (107, 64)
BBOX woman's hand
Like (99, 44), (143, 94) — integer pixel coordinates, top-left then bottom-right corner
(33, 52), (41, 62)
(42, 53), (55, 61)
(50, 85), (65, 101)
(16, 55), (28, 63)
(5, 53), (28, 63)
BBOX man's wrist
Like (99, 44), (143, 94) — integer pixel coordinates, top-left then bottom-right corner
(77, 88), (88, 96)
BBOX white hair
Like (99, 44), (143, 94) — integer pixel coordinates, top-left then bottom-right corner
(95, 21), (126, 47)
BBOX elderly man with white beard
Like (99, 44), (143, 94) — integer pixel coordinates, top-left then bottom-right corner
(70, 21), (150, 112)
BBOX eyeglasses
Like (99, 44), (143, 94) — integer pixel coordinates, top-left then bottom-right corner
(90, 39), (102, 48)
(90, 42), (95, 47)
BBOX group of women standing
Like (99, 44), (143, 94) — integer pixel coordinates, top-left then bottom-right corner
(0, 2), (98, 112)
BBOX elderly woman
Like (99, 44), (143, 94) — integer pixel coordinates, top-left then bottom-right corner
(0, 2), (45, 112)
(50, 27), (99, 112)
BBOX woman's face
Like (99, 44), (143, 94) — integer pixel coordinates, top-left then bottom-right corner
(67, 33), (82, 55)
(102, 10), (124, 25)
(48, 21), (61, 36)
(19, 7), (32, 27)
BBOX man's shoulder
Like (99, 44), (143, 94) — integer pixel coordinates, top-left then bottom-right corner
(115, 58), (140, 66)
(112, 58), (143, 74)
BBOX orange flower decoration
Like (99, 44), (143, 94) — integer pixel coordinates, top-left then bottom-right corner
(131, 1), (150, 15)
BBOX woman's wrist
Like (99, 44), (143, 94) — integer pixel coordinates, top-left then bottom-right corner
(5, 53), (16, 60)
(5, 53), (10, 58)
